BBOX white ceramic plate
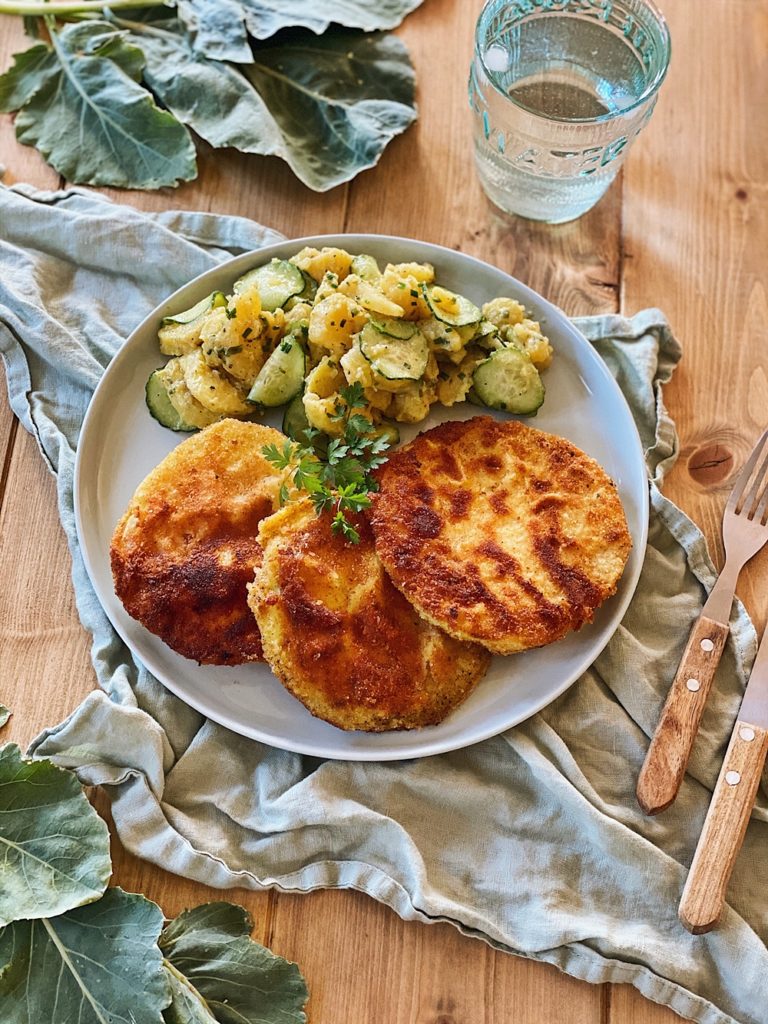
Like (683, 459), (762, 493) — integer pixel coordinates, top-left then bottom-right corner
(75, 234), (648, 761)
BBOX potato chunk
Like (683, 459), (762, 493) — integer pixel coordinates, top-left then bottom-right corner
(180, 350), (251, 416)
(291, 246), (353, 283)
(308, 293), (368, 360)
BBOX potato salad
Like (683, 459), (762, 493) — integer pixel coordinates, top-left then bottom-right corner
(146, 246), (554, 443)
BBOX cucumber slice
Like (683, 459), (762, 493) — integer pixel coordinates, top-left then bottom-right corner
(474, 320), (500, 349)
(247, 335), (306, 407)
(369, 316), (417, 340)
(422, 284), (481, 327)
(297, 269), (317, 302)
(145, 369), (197, 432)
(472, 346), (544, 415)
(350, 253), (382, 283)
(234, 259), (305, 311)
(359, 323), (429, 382)
(161, 290), (226, 326)
(282, 394), (329, 455)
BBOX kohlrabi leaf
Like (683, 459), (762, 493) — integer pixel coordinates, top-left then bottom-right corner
(117, 20), (416, 191)
(0, 888), (170, 1024)
(163, 963), (219, 1024)
(174, 0), (254, 64)
(178, 0), (424, 60)
(0, 43), (58, 112)
(243, 29), (417, 190)
(160, 902), (308, 1024)
(0, 744), (111, 926)
(61, 20), (147, 82)
(115, 15), (284, 155)
(5, 20), (196, 189)
(0, 706), (9, 729)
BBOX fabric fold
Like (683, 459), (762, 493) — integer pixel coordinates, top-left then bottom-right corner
(2, 183), (766, 1024)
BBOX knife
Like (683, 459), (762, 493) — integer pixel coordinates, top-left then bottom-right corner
(678, 622), (768, 933)
(637, 428), (768, 816)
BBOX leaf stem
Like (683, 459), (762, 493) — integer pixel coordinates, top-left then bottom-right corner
(0, 0), (165, 14)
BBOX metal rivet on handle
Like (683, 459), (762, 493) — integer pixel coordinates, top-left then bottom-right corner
(686, 678), (700, 692)
(726, 771), (741, 786)
(700, 638), (715, 653)
(739, 726), (756, 742)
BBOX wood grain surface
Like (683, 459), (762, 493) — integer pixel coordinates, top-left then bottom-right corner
(2, 1), (767, 1021)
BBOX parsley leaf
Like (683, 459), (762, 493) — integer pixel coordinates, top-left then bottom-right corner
(263, 395), (395, 542)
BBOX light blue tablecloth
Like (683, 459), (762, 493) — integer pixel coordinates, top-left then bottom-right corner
(2, 183), (766, 1024)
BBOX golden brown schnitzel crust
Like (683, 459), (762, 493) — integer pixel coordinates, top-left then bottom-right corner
(370, 416), (631, 654)
(111, 419), (284, 665)
(248, 500), (490, 731)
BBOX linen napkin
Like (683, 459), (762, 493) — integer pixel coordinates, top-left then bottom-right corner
(2, 182), (767, 1024)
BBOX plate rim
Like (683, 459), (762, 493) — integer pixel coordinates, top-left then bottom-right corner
(74, 232), (649, 761)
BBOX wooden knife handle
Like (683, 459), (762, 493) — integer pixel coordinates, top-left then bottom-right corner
(637, 615), (730, 815)
(679, 719), (768, 933)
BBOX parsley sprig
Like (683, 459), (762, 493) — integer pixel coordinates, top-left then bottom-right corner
(263, 383), (392, 544)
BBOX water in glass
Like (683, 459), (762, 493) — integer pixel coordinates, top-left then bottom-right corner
(469, 0), (670, 223)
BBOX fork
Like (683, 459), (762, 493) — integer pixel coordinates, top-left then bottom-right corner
(637, 428), (768, 816)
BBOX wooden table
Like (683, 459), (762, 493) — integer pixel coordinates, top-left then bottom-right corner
(1, 2), (766, 1021)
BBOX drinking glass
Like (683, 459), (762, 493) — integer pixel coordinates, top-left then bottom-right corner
(469, 0), (671, 224)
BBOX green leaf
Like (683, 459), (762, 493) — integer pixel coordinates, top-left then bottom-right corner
(63, 21), (147, 82)
(0, 888), (171, 1024)
(113, 18), (416, 191)
(22, 16), (42, 40)
(244, 29), (417, 190)
(0, 706), (9, 729)
(0, 744), (111, 927)
(0, 43), (58, 113)
(160, 902), (308, 1024)
(339, 381), (367, 409)
(9, 21), (196, 189)
(178, 0), (424, 60)
(175, 0), (254, 64)
(163, 962), (218, 1024)
(331, 512), (360, 544)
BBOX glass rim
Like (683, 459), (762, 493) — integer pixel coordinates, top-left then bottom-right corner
(474, 0), (672, 125)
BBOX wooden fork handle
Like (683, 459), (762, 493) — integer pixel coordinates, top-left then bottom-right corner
(679, 719), (768, 933)
(637, 615), (730, 815)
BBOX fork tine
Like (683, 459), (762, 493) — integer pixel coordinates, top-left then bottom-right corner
(727, 428), (768, 514)
(737, 441), (768, 517)
(754, 479), (768, 525)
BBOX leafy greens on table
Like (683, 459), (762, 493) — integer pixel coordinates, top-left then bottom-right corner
(0, 1), (422, 191)
(0, 743), (309, 1024)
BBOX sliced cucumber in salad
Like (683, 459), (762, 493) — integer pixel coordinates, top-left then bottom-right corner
(359, 323), (428, 382)
(161, 290), (227, 326)
(368, 315), (417, 340)
(282, 393), (328, 456)
(247, 334), (306, 407)
(472, 346), (544, 415)
(350, 253), (382, 283)
(422, 284), (482, 328)
(234, 259), (305, 311)
(145, 369), (197, 432)
(296, 269), (318, 303)
(159, 291), (228, 356)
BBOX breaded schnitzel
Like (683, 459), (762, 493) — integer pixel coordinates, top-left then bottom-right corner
(248, 499), (490, 731)
(370, 416), (631, 655)
(111, 419), (284, 665)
